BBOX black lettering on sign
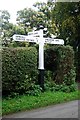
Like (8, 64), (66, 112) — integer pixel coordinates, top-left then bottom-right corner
(16, 36), (25, 40)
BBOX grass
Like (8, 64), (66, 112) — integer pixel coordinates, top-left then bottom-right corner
(2, 90), (79, 115)
(0, 99), (2, 117)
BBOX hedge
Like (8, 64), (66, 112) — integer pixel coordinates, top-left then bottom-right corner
(44, 45), (76, 85)
(2, 47), (38, 96)
(2, 45), (76, 97)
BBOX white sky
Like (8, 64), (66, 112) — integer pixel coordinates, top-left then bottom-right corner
(0, 0), (47, 24)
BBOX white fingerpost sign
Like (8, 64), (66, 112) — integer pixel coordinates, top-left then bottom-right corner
(28, 30), (40, 37)
(13, 34), (38, 43)
(44, 38), (64, 45)
(13, 29), (64, 90)
(38, 29), (45, 70)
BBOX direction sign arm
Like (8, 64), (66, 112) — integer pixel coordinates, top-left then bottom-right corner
(12, 34), (38, 43)
(44, 38), (64, 45)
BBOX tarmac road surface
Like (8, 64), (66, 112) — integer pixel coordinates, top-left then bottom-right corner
(3, 100), (79, 118)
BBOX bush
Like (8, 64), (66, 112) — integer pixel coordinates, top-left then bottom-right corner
(45, 45), (76, 86)
(2, 45), (76, 97)
(44, 81), (77, 93)
(2, 47), (38, 97)
(26, 84), (42, 96)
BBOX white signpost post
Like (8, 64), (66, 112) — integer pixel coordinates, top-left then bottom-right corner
(13, 29), (64, 90)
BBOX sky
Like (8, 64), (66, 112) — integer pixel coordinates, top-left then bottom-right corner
(0, 0), (47, 24)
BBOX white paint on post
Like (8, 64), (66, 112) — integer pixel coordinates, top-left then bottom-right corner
(39, 42), (44, 69)
(38, 29), (44, 70)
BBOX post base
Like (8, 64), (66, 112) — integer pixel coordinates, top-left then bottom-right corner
(38, 69), (44, 91)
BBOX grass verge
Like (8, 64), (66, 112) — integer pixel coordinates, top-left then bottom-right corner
(2, 90), (79, 115)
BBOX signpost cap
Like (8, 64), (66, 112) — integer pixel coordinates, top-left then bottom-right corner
(39, 25), (44, 29)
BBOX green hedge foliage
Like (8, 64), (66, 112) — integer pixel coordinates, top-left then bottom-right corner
(44, 45), (76, 85)
(2, 45), (76, 97)
(2, 47), (38, 96)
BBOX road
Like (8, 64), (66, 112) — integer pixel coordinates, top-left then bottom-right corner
(3, 100), (78, 118)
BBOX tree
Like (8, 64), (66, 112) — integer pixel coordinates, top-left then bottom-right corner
(16, 2), (56, 37)
(52, 2), (80, 81)
(52, 2), (80, 46)
(0, 10), (11, 46)
(0, 10), (26, 47)
(33, 1), (56, 36)
(16, 8), (38, 34)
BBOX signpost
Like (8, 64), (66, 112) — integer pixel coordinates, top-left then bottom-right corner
(13, 29), (64, 90)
